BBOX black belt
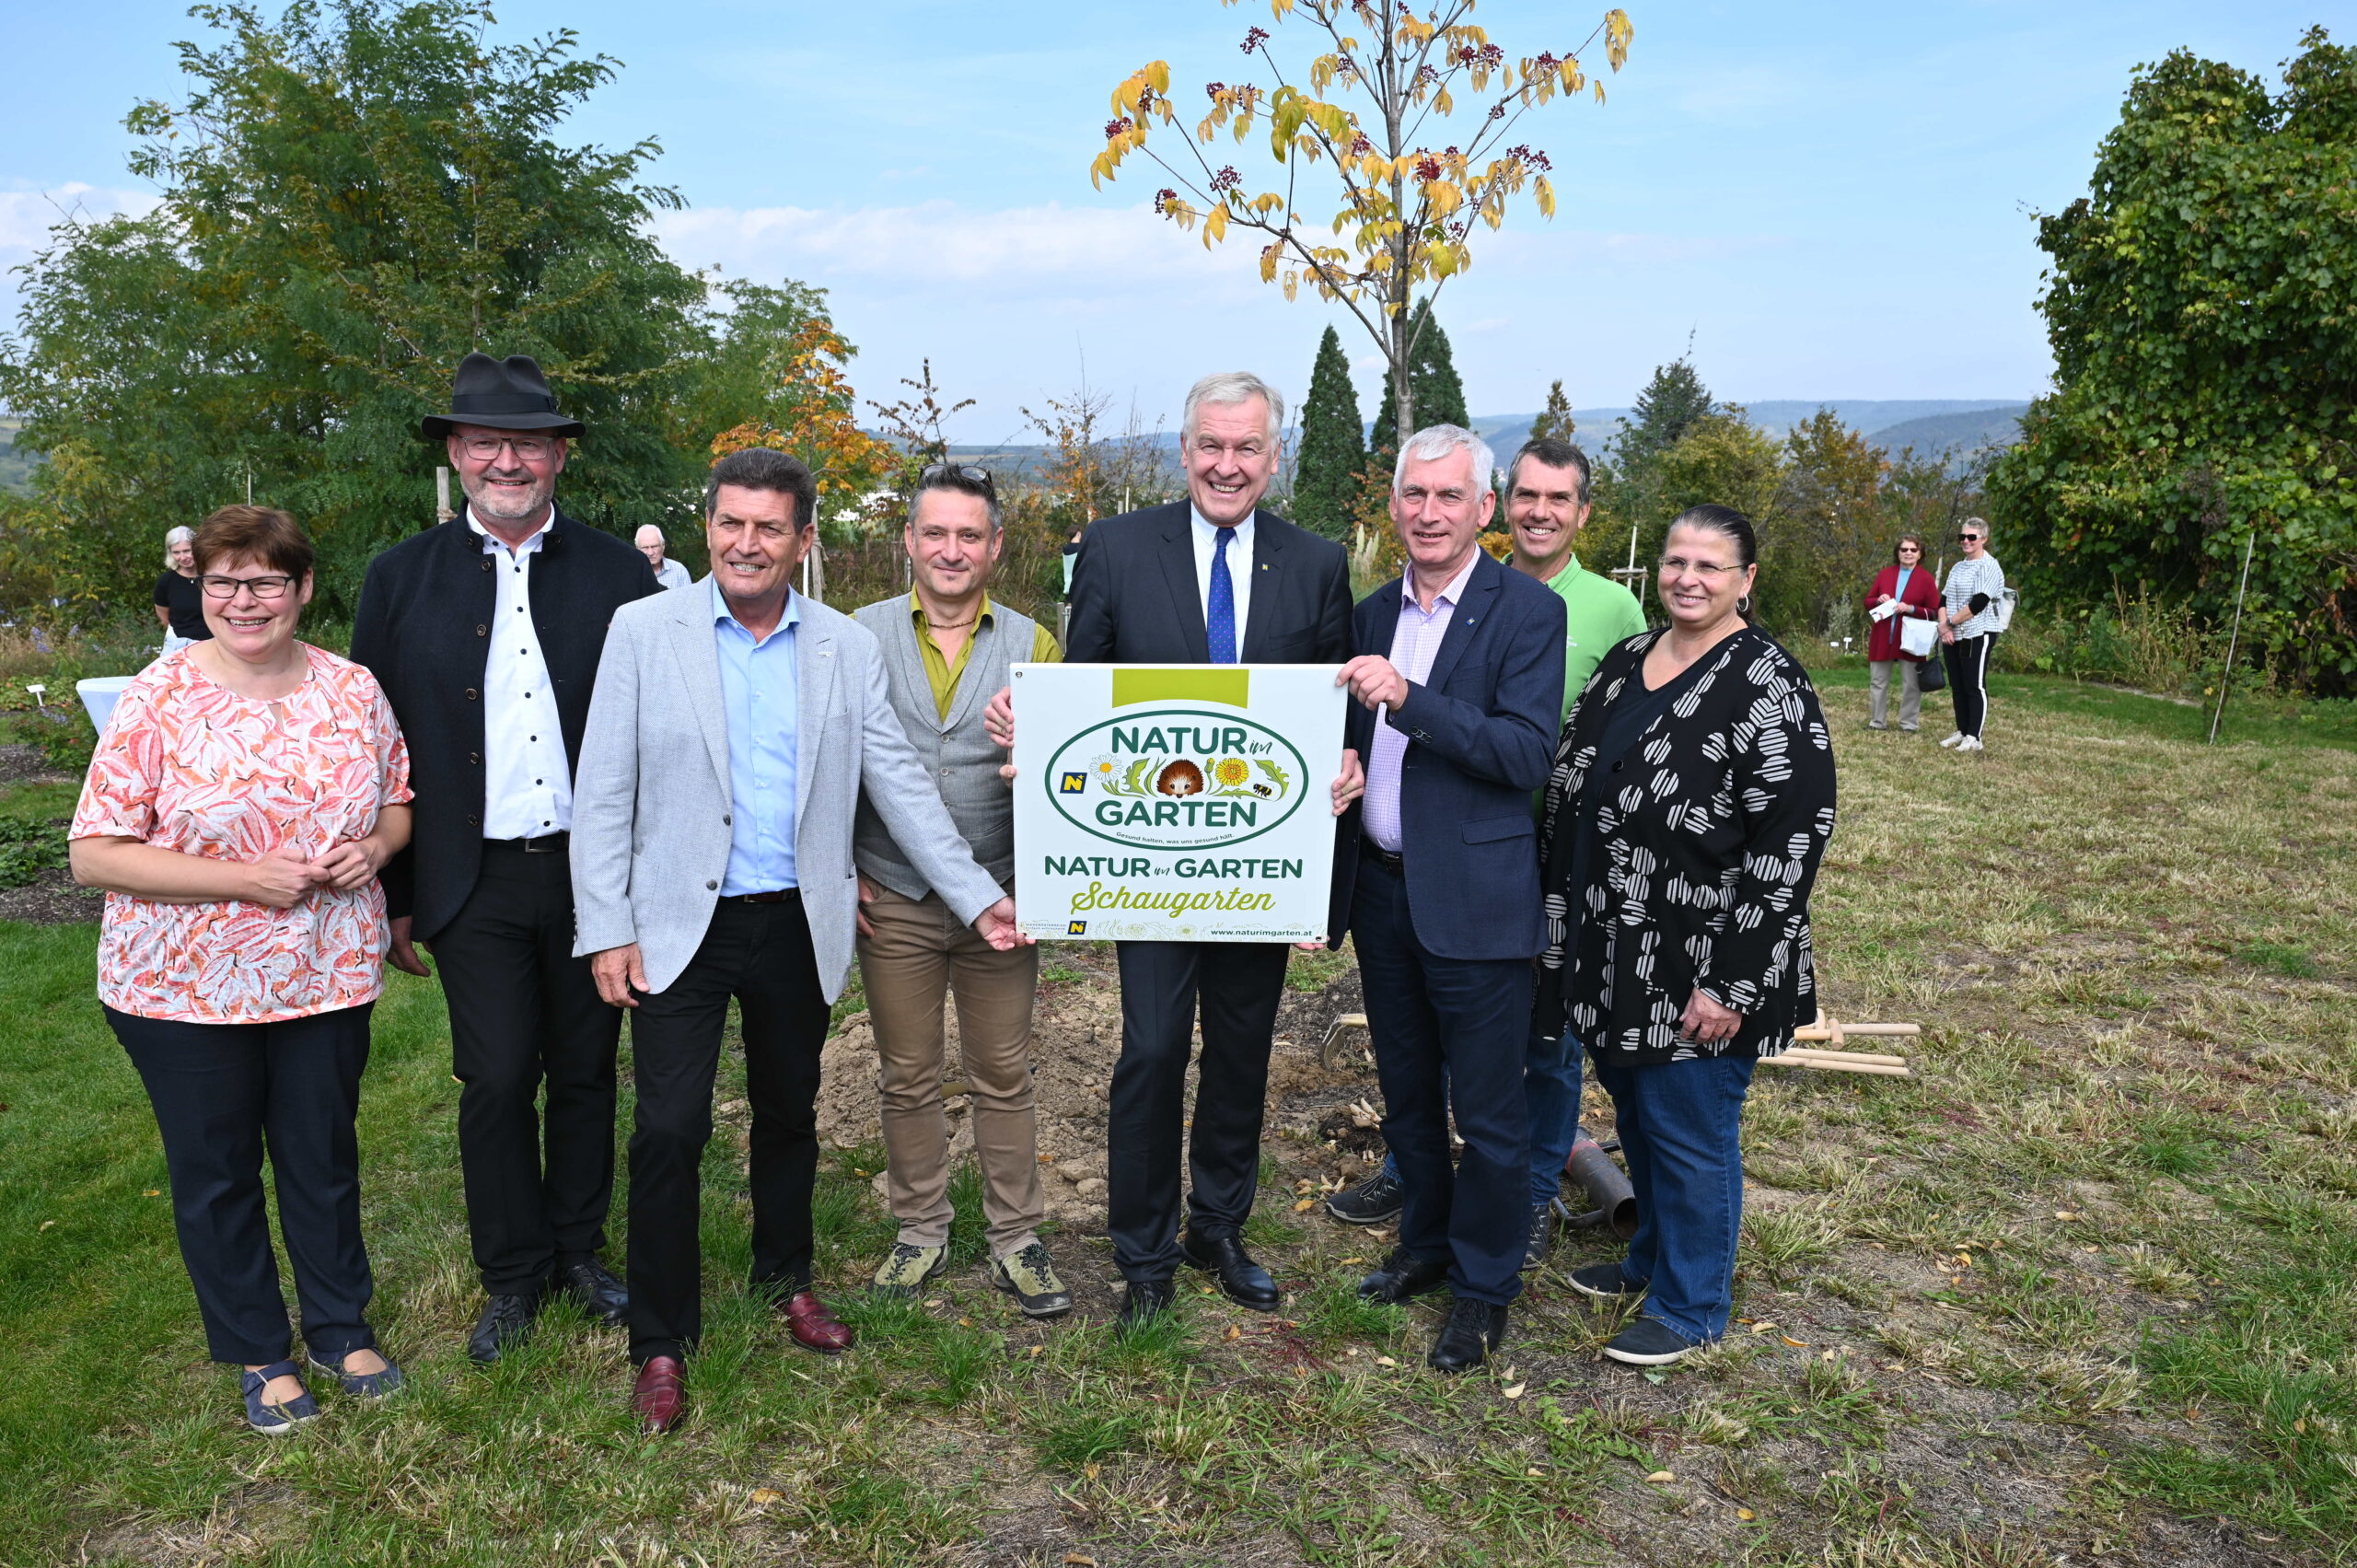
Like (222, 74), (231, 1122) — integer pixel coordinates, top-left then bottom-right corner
(1361, 841), (1404, 874)
(720, 889), (799, 905)
(486, 832), (569, 854)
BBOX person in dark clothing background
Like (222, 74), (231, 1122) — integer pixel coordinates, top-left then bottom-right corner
(153, 526), (212, 647)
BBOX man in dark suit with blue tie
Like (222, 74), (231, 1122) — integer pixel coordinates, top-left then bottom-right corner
(994, 372), (1353, 1332)
(1326, 424), (1566, 1373)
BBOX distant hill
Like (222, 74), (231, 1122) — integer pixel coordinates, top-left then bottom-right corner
(1469, 399), (2031, 451)
(0, 420), (39, 496)
(1867, 404), (2029, 458)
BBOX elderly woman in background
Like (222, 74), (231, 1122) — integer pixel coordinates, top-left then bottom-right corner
(1534, 503), (1837, 1367)
(71, 505), (414, 1434)
(151, 526), (211, 651)
(1864, 533), (1938, 731)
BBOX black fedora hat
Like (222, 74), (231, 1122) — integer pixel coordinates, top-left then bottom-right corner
(421, 353), (586, 441)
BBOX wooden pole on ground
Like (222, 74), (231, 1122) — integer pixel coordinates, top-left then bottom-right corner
(2208, 529), (2257, 746)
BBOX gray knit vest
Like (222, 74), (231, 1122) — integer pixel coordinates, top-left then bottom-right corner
(851, 594), (1034, 900)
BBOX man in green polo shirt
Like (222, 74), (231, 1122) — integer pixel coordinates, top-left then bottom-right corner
(1503, 436), (1647, 720)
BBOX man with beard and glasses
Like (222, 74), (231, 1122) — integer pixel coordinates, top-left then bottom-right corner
(351, 354), (658, 1364)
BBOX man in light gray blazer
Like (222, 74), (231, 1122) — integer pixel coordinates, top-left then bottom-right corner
(571, 446), (1023, 1435)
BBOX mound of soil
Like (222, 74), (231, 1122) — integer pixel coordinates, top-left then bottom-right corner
(810, 949), (1393, 1226)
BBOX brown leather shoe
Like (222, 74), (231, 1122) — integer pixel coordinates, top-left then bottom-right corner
(778, 1290), (853, 1353)
(633, 1355), (686, 1434)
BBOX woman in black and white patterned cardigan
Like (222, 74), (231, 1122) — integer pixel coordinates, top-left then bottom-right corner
(1534, 504), (1837, 1366)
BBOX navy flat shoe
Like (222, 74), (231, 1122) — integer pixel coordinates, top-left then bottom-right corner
(308, 1347), (406, 1399)
(241, 1359), (320, 1434)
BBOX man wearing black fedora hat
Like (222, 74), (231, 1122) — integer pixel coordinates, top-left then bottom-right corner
(352, 353), (660, 1363)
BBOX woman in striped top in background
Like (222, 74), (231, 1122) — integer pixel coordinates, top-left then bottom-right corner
(1938, 518), (2006, 752)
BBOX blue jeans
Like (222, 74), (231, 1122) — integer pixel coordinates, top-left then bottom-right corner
(1590, 1052), (1756, 1344)
(1377, 1028), (1585, 1208)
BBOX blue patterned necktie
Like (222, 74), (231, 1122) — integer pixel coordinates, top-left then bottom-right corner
(1206, 527), (1237, 665)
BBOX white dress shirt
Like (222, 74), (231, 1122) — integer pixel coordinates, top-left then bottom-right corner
(1362, 551), (1480, 854)
(652, 556), (693, 592)
(1188, 505), (1255, 648)
(470, 507), (573, 840)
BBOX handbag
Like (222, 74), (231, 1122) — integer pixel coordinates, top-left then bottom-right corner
(1917, 646), (1947, 692)
(1898, 615), (1940, 659)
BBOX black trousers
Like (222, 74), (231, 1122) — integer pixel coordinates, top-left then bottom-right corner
(106, 1003), (377, 1365)
(1945, 633), (1996, 739)
(1108, 938), (1291, 1282)
(1350, 855), (1531, 1305)
(434, 842), (624, 1295)
(627, 895), (831, 1365)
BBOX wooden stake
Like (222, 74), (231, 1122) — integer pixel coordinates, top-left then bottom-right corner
(1783, 1048), (1910, 1067)
(1760, 1055), (1911, 1077)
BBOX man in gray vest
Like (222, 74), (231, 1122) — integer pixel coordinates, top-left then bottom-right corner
(852, 462), (1072, 1318)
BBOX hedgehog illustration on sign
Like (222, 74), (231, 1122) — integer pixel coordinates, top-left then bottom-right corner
(1155, 759), (1206, 796)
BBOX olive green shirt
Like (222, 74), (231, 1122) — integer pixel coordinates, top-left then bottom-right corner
(911, 593), (1062, 719)
(1532, 554), (1649, 720)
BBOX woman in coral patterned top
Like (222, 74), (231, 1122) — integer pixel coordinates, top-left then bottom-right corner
(70, 505), (415, 1434)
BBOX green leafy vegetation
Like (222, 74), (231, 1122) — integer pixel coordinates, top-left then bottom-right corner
(1988, 26), (2357, 693)
(0, 817), (67, 889)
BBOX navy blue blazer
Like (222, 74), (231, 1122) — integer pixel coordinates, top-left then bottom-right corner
(1325, 551), (1566, 959)
(1064, 501), (1353, 666)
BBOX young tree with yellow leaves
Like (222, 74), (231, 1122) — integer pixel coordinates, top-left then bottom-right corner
(1090, 0), (1632, 441)
(708, 317), (900, 538)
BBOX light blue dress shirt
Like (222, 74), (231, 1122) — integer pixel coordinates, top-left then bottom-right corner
(710, 578), (801, 895)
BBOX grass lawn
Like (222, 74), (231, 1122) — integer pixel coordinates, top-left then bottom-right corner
(1, 670), (2351, 1565)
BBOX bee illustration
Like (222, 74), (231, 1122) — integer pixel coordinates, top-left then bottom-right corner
(1250, 783), (1274, 797)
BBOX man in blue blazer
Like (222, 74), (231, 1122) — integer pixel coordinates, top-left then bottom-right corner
(1326, 424), (1566, 1373)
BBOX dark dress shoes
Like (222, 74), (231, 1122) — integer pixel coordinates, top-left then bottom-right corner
(1178, 1231), (1282, 1311)
(1357, 1246), (1450, 1304)
(557, 1259), (630, 1326)
(1116, 1277), (1177, 1336)
(633, 1355), (687, 1434)
(778, 1290), (854, 1354)
(467, 1291), (539, 1365)
(1428, 1295), (1509, 1374)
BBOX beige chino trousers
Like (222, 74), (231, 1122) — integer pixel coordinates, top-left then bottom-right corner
(856, 885), (1046, 1258)
(1868, 658), (1922, 730)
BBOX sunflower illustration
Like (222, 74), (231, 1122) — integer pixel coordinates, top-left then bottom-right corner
(1213, 757), (1252, 789)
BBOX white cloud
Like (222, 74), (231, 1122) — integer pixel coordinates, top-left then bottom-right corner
(653, 199), (1256, 301)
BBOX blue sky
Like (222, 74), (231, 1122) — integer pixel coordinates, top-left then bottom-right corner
(0, 1), (2334, 440)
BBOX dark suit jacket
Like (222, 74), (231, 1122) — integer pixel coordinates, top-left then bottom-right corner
(349, 508), (658, 940)
(1326, 551), (1566, 960)
(1064, 501), (1353, 666)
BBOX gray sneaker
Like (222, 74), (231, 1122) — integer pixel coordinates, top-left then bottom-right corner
(872, 1241), (948, 1298)
(991, 1242), (1074, 1318)
(1325, 1167), (1404, 1225)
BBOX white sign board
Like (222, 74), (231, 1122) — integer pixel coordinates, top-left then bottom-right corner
(1010, 663), (1346, 942)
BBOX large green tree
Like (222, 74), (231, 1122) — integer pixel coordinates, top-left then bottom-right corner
(1293, 325), (1364, 540)
(1370, 299), (1470, 450)
(0, 0), (715, 614)
(1987, 27), (2357, 689)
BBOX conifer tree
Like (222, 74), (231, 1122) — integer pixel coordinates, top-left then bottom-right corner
(1293, 325), (1365, 540)
(1371, 299), (1471, 448)
(1616, 357), (1716, 469)
(1529, 379), (1576, 443)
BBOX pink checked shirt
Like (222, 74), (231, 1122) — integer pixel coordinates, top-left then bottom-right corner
(1362, 552), (1480, 853)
